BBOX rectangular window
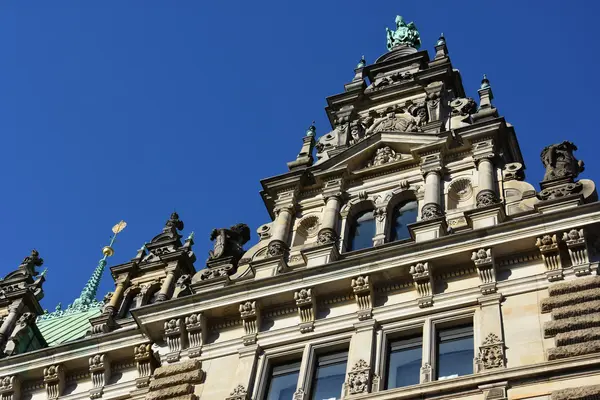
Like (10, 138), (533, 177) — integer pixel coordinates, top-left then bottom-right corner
(265, 361), (301, 400)
(310, 351), (348, 400)
(436, 324), (474, 380)
(386, 335), (422, 389)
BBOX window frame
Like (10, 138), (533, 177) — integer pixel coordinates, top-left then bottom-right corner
(254, 344), (305, 400)
(385, 334), (423, 390)
(388, 199), (418, 243)
(347, 208), (376, 252)
(309, 350), (349, 400)
(302, 336), (351, 400)
(377, 321), (424, 391)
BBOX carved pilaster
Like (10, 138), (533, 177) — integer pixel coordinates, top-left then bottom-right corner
(0, 376), (20, 400)
(292, 388), (306, 400)
(185, 313), (206, 357)
(89, 354), (110, 399)
(294, 288), (316, 333)
(475, 333), (505, 372)
(536, 234), (564, 282)
(420, 363), (432, 383)
(43, 365), (64, 400)
(345, 359), (371, 395)
(226, 384), (248, 400)
(409, 262), (433, 308)
(472, 248), (497, 294)
(351, 275), (373, 320)
(563, 229), (591, 276)
(239, 301), (261, 345)
(163, 318), (186, 362)
(133, 344), (159, 389)
(373, 207), (387, 246)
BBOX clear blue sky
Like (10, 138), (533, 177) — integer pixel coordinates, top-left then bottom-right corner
(0, 1), (598, 310)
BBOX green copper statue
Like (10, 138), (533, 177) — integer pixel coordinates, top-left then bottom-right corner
(386, 16), (421, 51)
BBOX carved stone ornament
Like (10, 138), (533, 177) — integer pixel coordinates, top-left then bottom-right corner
(292, 389), (305, 400)
(367, 146), (402, 168)
(226, 384), (248, 400)
(503, 162), (525, 181)
(472, 248), (497, 294)
(409, 262), (434, 308)
(535, 234), (563, 281)
(476, 189), (500, 208)
(239, 301), (260, 344)
(563, 228), (591, 275)
(317, 228), (337, 245)
(366, 110), (420, 135)
(538, 181), (583, 201)
(349, 120), (365, 145)
(476, 333), (505, 371)
(267, 240), (287, 258)
(420, 363), (432, 383)
(346, 359), (371, 395)
(161, 212), (184, 238)
(351, 275), (373, 320)
(199, 265), (233, 281)
(541, 141), (584, 182)
(450, 98), (477, 116)
(294, 288), (316, 333)
(18, 249), (44, 277)
(367, 71), (413, 92)
(386, 15), (421, 50)
(0, 375), (20, 400)
(207, 223), (250, 263)
(43, 365), (65, 400)
(133, 343), (159, 388)
(163, 318), (186, 361)
(421, 203), (443, 220)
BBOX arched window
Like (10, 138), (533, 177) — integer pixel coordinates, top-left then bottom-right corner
(348, 209), (376, 251)
(389, 200), (418, 242)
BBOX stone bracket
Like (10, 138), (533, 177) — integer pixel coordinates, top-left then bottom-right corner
(0, 376), (21, 400)
(89, 354), (110, 399)
(351, 275), (374, 320)
(563, 228), (591, 276)
(239, 301), (261, 345)
(43, 365), (65, 400)
(472, 248), (497, 294)
(535, 234), (564, 282)
(410, 262), (433, 308)
(185, 313), (207, 357)
(133, 343), (159, 389)
(294, 288), (316, 333)
(163, 318), (186, 362)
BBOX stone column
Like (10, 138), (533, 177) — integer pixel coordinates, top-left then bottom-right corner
(318, 194), (342, 245)
(0, 302), (22, 350)
(103, 275), (129, 316)
(420, 160), (444, 220)
(345, 320), (377, 396)
(475, 155), (499, 208)
(268, 205), (294, 257)
(156, 268), (177, 302)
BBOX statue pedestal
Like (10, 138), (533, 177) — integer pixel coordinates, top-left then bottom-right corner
(302, 243), (340, 267)
(408, 217), (447, 242)
(535, 194), (583, 214)
(465, 203), (505, 230)
(251, 256), (288, 279)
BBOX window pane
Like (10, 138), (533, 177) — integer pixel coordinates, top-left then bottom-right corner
(348, 210), (375, 251)
(386, 337), (422, 389)
(390, 200), (418, 242)
(311, 352), (347, 400)
(265, 362), (300, 400)
(436, 325), (474, 380)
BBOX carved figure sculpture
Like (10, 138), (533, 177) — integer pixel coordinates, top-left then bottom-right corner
(207, 224), (251, 262)
(18, 249), (44, 277)
(386, 16), (421, 51)
(367, 146), (402, 167)
(540, 141), (584, 182)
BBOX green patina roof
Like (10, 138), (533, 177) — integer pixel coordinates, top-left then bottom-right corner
(37, 306), (102, 345)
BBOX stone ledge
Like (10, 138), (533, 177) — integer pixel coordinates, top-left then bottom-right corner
(551, 384), (600, 400)
(149, 370), (204, 390)
(547, 339), (600, 360)
(548, 276), (600, 297)
(541, 288), (600, 313)
(154, 360), (200, 379)
(146, 383), (193, 400)
(545, 315), (600, 337)
(552, 300), (600, 320)
(556, 327), (600, 346)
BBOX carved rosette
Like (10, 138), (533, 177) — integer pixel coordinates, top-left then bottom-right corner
(133, 344), (159, 388)
(89, 354), (110, 399)
(346, 360), (371, 395)
(475, 333), (505, 372)
(0, 376), (20, 400)
(471, 248), (497, 294)
(351, 275), (374, 320)
(420, 203), (443, 221)
(562, 229), (591, 275)
(476, 189), (500, 208)
(185, 313), (206, 357)
(226, 385), (248, 400)
(43, 365), (65, 400)
(267, 240), (288, 258)
(239, 301), (260, 345)
(294, 288), (316, 333)
(163, 318), (186, 362)
(409, 262), (433, 308)
(535, 234), (563, 282)
(317, 228), (338, 245)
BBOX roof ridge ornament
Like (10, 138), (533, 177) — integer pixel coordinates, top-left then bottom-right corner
(386, 15), (421, 51)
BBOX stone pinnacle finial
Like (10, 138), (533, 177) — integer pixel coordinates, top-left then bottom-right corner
(306, 122), (316, 137)
(356, 55), (366, 69)
(437, 33), (445, 46)
(480, 74), (490, 90)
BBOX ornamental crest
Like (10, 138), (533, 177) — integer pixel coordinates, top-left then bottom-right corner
(386, 15), (421, 51)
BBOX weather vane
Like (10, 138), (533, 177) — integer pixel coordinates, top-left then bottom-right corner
(102, 220), (127, 258)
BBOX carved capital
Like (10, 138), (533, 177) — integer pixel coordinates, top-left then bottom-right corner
(317, 228), (338, 245)
(163, 318), (186, 362)
(185, 313), (206, 357)
(476, 189), (500, 208)
(421, 203), (443, 221)
(294, 288), (316, 333)
(0, 376), (20, 400)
